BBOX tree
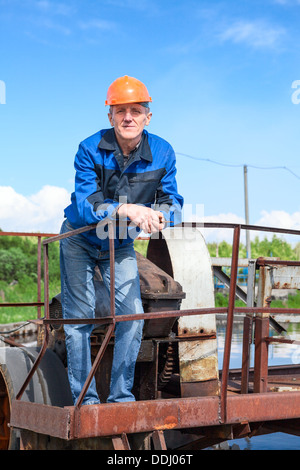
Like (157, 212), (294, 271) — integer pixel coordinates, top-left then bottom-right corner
(0, 247), (31, 281)
(251, 235), (297, 261)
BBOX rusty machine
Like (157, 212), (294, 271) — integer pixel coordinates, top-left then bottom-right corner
(0, 224), (220, 450)
(1, 222), (300, 450)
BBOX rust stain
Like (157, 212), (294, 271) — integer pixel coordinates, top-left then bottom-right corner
(274, 282), (292, 289)
(153, 415), (178, 430)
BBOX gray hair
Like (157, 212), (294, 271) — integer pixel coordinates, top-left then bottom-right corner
(109, 102), (150, 114)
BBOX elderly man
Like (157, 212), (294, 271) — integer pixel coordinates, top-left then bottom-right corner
(60, 76), (183, 405)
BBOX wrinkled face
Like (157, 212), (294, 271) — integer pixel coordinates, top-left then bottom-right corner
(108, 103), (152, 146)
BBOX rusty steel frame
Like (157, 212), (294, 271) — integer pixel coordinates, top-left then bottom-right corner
(10, 391), (300, 440)
(4, 221), (300, 443)
(0, 231), (56, 317)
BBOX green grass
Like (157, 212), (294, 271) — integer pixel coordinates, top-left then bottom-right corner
(267, 290), (300, 309)
(0, 240), (149, 324)
(0, 276), (61, 324)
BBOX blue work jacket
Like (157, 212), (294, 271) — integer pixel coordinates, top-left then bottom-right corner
(64, 128), (183, 250)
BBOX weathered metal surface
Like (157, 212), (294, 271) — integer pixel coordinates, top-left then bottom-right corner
(226, 391), (300, 424)
(257, 258), (300, 267)
(49, 251), (185, 338)
(241, 315), (252, 394)
(256, 260), (300, 294)
(178, 340), (218, 383)
(19, 430), (116, 450)
(10, 396), (221, 439)
(148, 227), (219, 392)
(137, 251), (185, 301)
(10, 401), (71, 440)
(253, 317), (270, 393)
(152, 430), (167, 450)
(253, 258), (300, 394)
(3, 222), (300, 449)
(271, 266), (300, 290)
(112, 433), (131, 450)
(10, 390), (300, 442)
(220, 225), (240, 422)
(136, 251), (185, 338)
(257, 264), (273, 318)
(180, 379), (220, 398)
(0, 372), (10, 449)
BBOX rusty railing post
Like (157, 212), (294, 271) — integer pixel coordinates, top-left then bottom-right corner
(16, 243), (50, 400)
(75, 221), (116, 410)
(220, 225), (240, 423)
(241, 259), (256, 393)
(253, 262), (272, 393)
(37, 235), (42, 320)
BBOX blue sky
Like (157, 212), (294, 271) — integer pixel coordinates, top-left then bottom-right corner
(0, 0), (300, 243)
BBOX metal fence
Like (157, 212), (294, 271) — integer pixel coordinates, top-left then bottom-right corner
(1, 222), (300, 425)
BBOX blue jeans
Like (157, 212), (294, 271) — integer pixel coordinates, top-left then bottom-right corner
(59, 219), (144, 405)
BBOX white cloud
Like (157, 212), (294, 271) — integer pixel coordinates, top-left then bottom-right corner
(256, 209), (300, 230)
(0, 186), (299, 247)
(185, 210), (300, 245)
(0, 185), (70, 234)
(254, 209), (300, 244)
(219, 19), (285, 48)
(201, 213), (246, 244)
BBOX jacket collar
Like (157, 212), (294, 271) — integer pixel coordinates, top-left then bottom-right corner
(98, 128), (152, 162)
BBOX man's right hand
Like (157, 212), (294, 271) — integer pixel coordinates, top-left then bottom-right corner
(117, 204), (165, 234)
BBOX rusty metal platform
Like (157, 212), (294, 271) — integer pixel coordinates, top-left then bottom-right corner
(3, 221), (300, 449)
(10, 364), (300, 444)
(10, 388), (300, 442)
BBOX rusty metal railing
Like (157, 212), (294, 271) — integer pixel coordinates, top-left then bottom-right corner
(0, 230), (58, 320)
(4, 221), (300, 424)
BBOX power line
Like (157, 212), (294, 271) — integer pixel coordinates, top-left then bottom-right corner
(176, 152), (300, 180)
(176, 153), (242, 167)
(247, 164), (300, 180)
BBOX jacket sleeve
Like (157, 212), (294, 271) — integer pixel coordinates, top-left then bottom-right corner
(71, 142), (120, 226)
(154, 145), (184, 226)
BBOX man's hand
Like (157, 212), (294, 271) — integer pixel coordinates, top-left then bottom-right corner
(117, 204), (165, 234)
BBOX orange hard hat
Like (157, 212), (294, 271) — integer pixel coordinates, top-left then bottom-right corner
(105, 75), (152, 106)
